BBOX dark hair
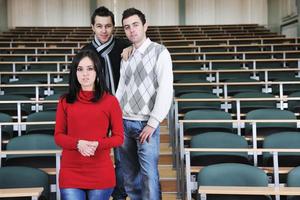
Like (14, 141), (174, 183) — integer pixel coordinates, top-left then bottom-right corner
(91, 6), (115, 26)
(65, 50), (107, 103)
(122, 8), (146, 25)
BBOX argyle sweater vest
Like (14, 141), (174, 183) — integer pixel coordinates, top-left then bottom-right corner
(118, 42), (166, 122)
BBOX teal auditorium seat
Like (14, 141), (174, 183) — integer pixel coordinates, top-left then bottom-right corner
(26, 111), (56, 135)
(184, 109), (233, 135)
(0, 166), (50, 200)
(3, 79), (44, 98)
(225, 78), (261, 96)
(288, 91), (300, 112)
(178, 92), (221, 113)
(197, 163), (272, 200)
(173, 73), (207, 83)
(190, 132), (249, 166)
(43, 94), (61, 111)
(5, 134), (60, 168)
(287, 166), (300, 200)
(245, 108), (297, 136)
(232, 92), (276, 113)
(0, 112), (13, 142)
(0, 94), (31, 115)
(263, 131), (300, 167)
(175, 79), (213, 97)
(272, 77), (300, 95)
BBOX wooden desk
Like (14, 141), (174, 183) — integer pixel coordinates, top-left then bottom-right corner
(198, 186), (300, 196)
(0, 187), (43, 200)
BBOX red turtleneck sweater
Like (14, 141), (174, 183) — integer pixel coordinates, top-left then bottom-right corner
(54, 91), (124, 189)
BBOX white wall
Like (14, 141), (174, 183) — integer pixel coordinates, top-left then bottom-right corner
(7, 0), (90, 27)
(7, 0), (268, 27)
(186, 0), (268, 25)
(96, 0), (179, 26)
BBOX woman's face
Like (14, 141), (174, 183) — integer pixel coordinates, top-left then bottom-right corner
(76, 56), (97, 91)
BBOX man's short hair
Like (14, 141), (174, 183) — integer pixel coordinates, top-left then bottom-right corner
(91, 6), (115, 26)
(122, 8), (146, 25)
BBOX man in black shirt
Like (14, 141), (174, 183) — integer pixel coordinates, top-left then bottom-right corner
(82, 6), (130, 200)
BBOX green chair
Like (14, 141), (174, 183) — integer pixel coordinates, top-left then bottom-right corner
(5, 134), (60, 168)
(263, 131), (300, 167)
(26, 111), (56, 135)
(219, 72), (252, 82)
(0, 166), (50, 200)
(175, 78), (213, 97)
(190, 132), (249, 166)
(0, 112), (13, 143)
(288, 91), (300, 113)
(287, 166), (300, 200)
(184, 109), (233, 136)
(260, 71), (295, 81)
(3, 79), (44, 98)
(43, 94), (61, 111)
(0, 94), (32, 116)
(272, 77), (300, 95)
(245, 109), (297, 136)
(232, 92), (276, 113)
(178, 92), (221, 113)
(225, 78), (261, 96)
(174, 73), (207, 83)
(197, 163), (272, 200)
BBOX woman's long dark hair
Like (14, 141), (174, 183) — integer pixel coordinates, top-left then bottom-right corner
(65, 49), (108, 103)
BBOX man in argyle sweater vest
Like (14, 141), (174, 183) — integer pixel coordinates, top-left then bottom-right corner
(116, 8), (173, 200)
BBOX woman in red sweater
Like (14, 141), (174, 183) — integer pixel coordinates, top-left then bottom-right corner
(54, 50), (124, 200)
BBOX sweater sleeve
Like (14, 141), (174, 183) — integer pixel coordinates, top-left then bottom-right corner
(54, 98), (78, 150)
(147, 49), (174, 128)
(98, 96), (124, 150)
(115, 60), (126, 102)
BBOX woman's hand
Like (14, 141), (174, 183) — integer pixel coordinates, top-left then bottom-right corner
(77, 140), (99, 157)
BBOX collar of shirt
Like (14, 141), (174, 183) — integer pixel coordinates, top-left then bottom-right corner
(131, 38), (151, 56)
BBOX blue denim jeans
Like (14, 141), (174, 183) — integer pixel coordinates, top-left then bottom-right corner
(120, 119), (162, 200)
(60, 188), (113, 200)
(111, 147), (127, 199)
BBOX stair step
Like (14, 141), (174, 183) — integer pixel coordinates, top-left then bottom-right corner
(161, 119), (168, 126)
(160, 143), (172, 153)
(160, 178), (177, 192)
(160, 133), (170, 143)
(159, 153), (172, 165)
(161, 193), (179, 200)
(159, 165), (176, 178)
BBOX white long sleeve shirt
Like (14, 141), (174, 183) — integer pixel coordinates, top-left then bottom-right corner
(116, 38), (173, 128)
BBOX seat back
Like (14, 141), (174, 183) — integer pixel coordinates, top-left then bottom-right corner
(43, 94), (61, 111)
(0, 166), (50, 200)
(0, 112), (13, 140)
(0, 94), (31, 115)
(26, 111), (56, 135)
(178, 92), (221, 113)
(232, 92), (276, 113)
(197, 163), (271, 200)
(184, 109), (233, 135)
(288, 91), (300, 112)
(245, 108), (297, 136)
(263, 131), (300, 167)
(287, 166), (300, 200)
(6, 134), (60, 168)
(190, 132), (249, 165)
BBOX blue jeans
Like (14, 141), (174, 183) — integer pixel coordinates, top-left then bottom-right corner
(120, 119), (161, 200)
(111, 147), (127, 199)
(60, 188), (113, 200)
